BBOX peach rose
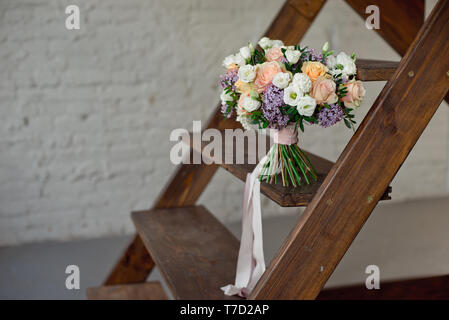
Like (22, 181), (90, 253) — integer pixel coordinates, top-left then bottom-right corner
(235, 80), (252, 95)
(265, 48), (284, 62)
(254, 61), (284, 92)
(237, 92), (251, 115)
(340, 80), (366, 108)
(227, 63), (239, 71)
(301, 61), (329, 82)
(311, 77), (338, 105)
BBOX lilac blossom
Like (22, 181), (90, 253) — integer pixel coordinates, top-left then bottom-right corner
(219, 68), (238, 90)
(317, 104), (345, 128)
(261, 84), (289, 128)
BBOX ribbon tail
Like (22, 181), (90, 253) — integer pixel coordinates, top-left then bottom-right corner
(222, 156), (268, 298)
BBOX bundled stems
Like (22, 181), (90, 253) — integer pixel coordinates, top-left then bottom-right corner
(259, 143), (318, 187)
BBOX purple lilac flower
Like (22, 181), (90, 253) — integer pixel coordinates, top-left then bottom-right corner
(219, 68), (238, 90)
(317, 104), (345, 128)
(302, 48), (323, 62)
(221, 102), (233, 118)
(261, 84), (289, 128)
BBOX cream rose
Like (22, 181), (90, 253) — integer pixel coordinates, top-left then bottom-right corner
(272, 72), (291, 89)
(238, 65), (257, 83)
(285, 49), (301, 64)
(311, 77), (338, 105)
(336, 52), (356, 77)
(292, 73), (312, 94)
(258, 37), (273, 50)
(296, 96), (317, 116)
(238, 93), (261, 112)
(340, 80), (366, 108)
(283, 83), (302, 106)
(301, 61), (329, 82)
(239, 46), (252, 60)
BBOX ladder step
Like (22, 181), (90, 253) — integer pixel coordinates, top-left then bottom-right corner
(132, 206), (241, 300)
(186, 133), (391, 207)
(87, 282), (168, 300)
(356, 59), (399, 81)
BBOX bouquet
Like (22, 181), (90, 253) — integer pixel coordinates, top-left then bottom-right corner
(219, 37), (366, 187)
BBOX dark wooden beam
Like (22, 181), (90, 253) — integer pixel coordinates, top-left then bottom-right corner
(345, 0), (449, 104)
(250, 0), (449, 300)
(318, 275), (449, 300)
(344, 0), (424, 56)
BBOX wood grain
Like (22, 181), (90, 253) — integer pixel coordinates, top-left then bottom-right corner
(103, 0), (326, 286)
(132, 206), (241, 300)
(87, 282), (168, 300)
(251, 0), (449, 300)
(345, 0), (449, 105)
(104, 235), (155, 285)
(356, 59), (399, 82)
(185, 131), (391, 207)
(265, 0), (327, 44)
(318, 275), (449, 300)
(344, 0), (424, 56)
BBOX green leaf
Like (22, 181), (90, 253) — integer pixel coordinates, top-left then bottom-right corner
(344, 118), (352, 129)
(299, 118), (305, 132)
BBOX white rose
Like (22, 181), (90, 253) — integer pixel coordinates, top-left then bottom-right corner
(336, 52), (356, 76)
(258, 37), (273, 50)
(292, 73), (312, 94)
(238, 65), (256, 83)
(296, 95), (317, 116)
(237, 115), (257, 131)
(283, 84), (303, 106)
(285, 49), (301, 64)
(272, 72), (291, 89)
(233, 53), (246, 67)
(272, 40), (284, 48)
(326, 55), (337, 70)
(242, 95), (261, 112)
(239, 46), (252, 60)
(220, 90), (233, 103)
(222, 54), (235, 68)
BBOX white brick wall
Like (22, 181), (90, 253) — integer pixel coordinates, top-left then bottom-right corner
(0, 0), (447, 246)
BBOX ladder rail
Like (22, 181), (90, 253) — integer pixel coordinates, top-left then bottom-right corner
(250, 0), (449, 299)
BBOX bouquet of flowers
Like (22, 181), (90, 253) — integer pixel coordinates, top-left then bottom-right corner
(219, 37), (366, 187)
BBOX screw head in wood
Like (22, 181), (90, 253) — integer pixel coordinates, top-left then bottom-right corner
(408, 71), (415, 77)
(447, 70), (449, 77)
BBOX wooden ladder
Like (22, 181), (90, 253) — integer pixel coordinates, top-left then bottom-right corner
(88, 0), (449, 300)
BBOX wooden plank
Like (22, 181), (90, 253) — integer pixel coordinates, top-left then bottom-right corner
(185, 131), (391, 207)
(103, 0), (327, 286)
(345, 0), (449, 105)
(104, 235), (155, 285)
(318, 275), (449, 300)
(132, 206), (241, 300)
(265, 0), (327, 44)
(356, 59), (398, 82)
(344, 0), (424, 56)
(251, 0), (449, 300)
(87, 282), (168, 300)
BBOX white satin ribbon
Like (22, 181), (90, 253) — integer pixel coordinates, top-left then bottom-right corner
(221, 127), (298, 298)
(221, 155), (268, 298)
